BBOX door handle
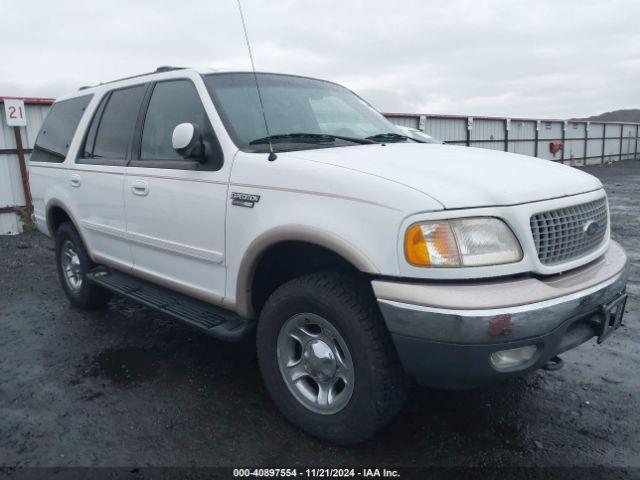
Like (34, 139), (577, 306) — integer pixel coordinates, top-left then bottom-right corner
(131, 180), (149, 196)
(70, 174), (81, 188)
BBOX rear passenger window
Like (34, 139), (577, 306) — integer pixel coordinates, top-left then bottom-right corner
(90, 85), (146, 159)
(140, 80), (207, 161)
(31, 95), (92, 163)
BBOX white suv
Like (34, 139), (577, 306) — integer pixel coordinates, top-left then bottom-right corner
(29, 67), (629, 444)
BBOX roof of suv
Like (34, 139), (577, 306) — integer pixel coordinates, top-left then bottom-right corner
(55, 67), (334, 103)
(56, 66), (218, 101)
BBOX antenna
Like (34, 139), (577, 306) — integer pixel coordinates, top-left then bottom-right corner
(236, 0), (277, 161)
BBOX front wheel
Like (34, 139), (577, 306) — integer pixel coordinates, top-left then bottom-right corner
(257, 272), (408, 444)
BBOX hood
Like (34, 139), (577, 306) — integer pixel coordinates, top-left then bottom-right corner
(282, 143), (603, 209)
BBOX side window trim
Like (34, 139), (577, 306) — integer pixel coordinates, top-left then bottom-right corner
(129, 81), (156, 165)
(128, 78), (224, 171)
(78, 92), (110, 162)
(125, 82), (153, 163)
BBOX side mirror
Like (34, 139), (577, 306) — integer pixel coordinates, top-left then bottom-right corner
(172, 123), (204, 160)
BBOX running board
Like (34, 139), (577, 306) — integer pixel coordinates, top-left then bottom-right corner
(87, 267), (252, 342)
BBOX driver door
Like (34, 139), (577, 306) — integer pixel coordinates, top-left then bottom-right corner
(124, 79), (228, 303)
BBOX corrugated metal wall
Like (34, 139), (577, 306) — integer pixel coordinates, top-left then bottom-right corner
(385, 113), (640, 166)
(0, 100), (51, 234)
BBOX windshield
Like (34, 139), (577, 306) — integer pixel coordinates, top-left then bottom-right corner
(203, 73), (406, 153)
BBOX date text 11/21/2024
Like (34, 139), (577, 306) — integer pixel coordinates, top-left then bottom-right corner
(233, 468), (401, 477)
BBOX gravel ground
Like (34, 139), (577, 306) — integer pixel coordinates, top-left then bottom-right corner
(0, 160), (639, 472)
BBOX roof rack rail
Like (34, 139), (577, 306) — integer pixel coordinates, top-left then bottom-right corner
(77, 66), (189, 91)
(155, 66), (185, 72)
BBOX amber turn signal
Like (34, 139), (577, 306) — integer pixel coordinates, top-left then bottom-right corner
(405, 224), (431, 266)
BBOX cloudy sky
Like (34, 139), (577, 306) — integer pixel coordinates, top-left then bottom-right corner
(1, 0), (639, 118)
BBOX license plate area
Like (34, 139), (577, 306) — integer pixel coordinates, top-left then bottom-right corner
(597, 293), (628, 344)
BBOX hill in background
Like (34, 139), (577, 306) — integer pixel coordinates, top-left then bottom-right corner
(573, 109), (640, 122)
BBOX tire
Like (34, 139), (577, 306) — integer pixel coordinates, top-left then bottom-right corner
(257, 272), (408, 445)
(54, 222), (111, 309)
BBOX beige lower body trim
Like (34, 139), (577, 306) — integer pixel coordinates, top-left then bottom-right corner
(81, 220), (223, 264)
(372, 240), (628, 310)
(92, 253), (227, 307)
(91, 253), (134, 273)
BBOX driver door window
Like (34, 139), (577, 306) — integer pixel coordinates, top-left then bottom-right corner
(139, 80), (208, 161)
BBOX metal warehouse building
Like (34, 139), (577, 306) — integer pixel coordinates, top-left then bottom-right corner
(385, 113), (640, 164)
(1, 95), (639, 235)
(0, 97), (53, 234)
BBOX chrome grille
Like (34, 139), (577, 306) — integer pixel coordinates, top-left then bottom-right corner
(530, 198), (608, 265)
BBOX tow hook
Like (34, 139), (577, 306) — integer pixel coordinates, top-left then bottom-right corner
(543, 355), (564, 371)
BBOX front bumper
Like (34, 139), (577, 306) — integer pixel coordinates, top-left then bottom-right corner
(374, 241), (630, 388)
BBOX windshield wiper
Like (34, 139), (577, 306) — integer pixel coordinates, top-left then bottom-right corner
(365, 132), (423, 143)
(249, 133), (375, 146)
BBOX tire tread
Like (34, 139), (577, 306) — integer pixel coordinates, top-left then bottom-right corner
(257, 271), (408, 444)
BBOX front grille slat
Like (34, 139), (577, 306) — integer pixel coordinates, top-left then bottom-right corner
(530, 198), (608, 265)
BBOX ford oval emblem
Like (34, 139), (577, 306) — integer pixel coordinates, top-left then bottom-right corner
(584, 221), (600, 236)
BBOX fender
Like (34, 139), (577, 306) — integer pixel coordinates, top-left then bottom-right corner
(45, 198), (95, 261)
(233, 225), (379, 318)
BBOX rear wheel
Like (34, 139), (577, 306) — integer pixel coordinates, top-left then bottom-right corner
(55, 222), (111, 309)
(257, 272), (408, 444)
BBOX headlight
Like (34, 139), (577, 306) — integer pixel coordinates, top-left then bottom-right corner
(405, 217), (522, 267)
